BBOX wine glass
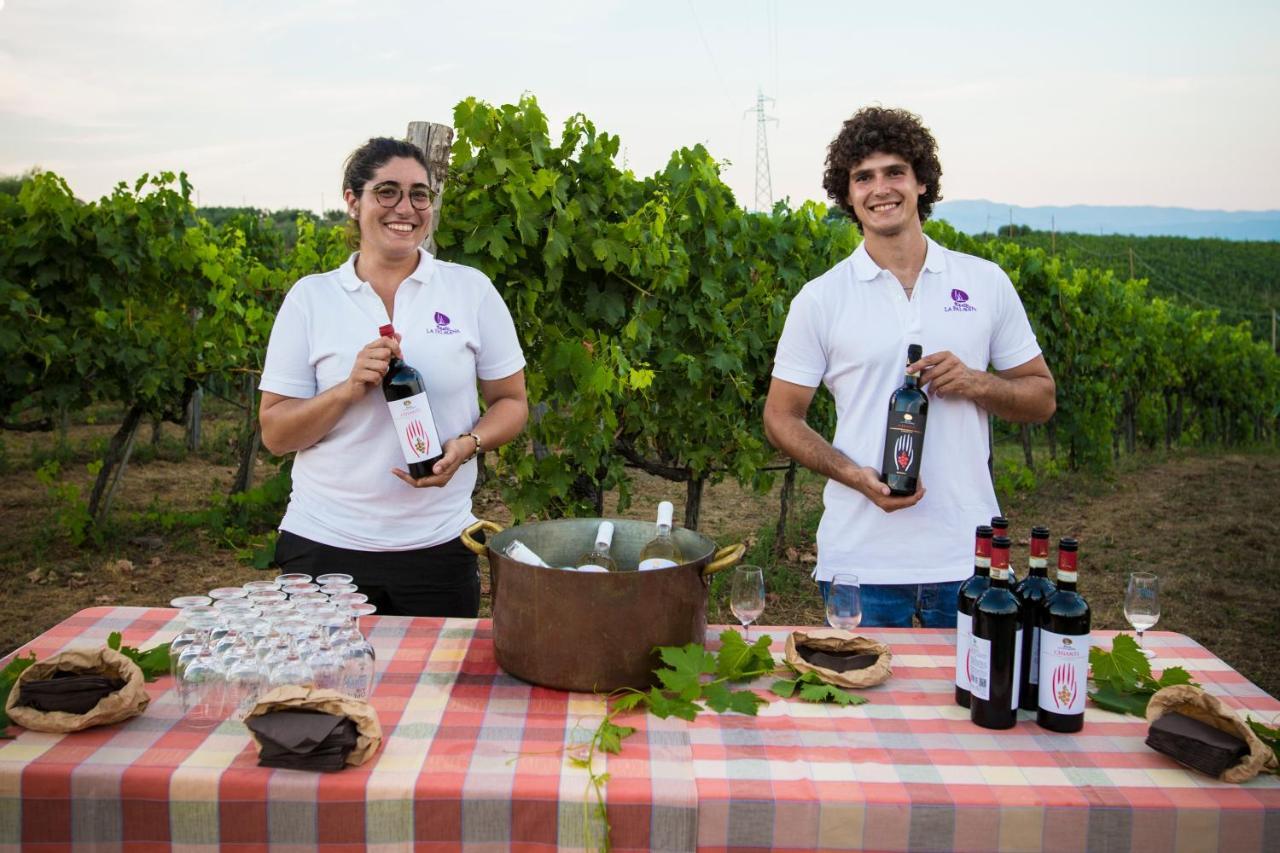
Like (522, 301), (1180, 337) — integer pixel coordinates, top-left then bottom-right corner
(1124, 572), (1160, 658)
(825, 573), (862, 631)
(730, 565), (766, 641)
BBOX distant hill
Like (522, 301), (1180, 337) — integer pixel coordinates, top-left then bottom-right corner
(935, 200), (1280, 242)
(962, 228), (1279, 339)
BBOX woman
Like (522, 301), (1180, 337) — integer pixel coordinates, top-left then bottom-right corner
(259, 137), (528, 617)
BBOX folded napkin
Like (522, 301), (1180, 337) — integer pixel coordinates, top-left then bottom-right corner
(783, 629), (893, 689)
(795, 647), (879, 673)
(246, 709), (360, 772)
(1146, 711), (1250, 778)
(1145, 684), (1279, 783)
(17, 673), (127, 715)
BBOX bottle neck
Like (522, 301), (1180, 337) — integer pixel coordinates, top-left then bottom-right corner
(903, 370), (920, 389)
(1028, 558), (1049, 578)
(974, 556), (990, 577)
(990, 567), (1010, 589)
(655, 522), (672, 538)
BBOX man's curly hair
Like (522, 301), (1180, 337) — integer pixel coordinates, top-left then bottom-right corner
(821, 107), (942, 230)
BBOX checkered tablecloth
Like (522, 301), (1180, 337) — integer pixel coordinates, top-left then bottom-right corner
(1, 608), (1277, 852)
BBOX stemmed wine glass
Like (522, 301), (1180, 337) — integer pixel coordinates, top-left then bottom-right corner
(730, 565), (766, 641)
(825, 573), (862, 631)
(1124, 572), (1160, 658)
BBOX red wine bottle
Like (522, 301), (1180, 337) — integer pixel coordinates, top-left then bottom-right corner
(991, 515), (1014, 584)
(955, 524), (993, 708)
(1014, 526), (1056, 711)
(971, 535), (1022, 730)
(1037, 537), (1091, 733)
(880, 343), (928, 496)
(379, 323), (443, 477)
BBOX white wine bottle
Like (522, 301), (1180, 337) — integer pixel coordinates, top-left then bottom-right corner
(637, 501), (682, 571)
(502, 539), (550, 568)
(577, 522), (618, 573)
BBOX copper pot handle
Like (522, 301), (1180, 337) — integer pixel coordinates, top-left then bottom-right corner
(461, 520), (505, 555)
(703, 543), (745, 576)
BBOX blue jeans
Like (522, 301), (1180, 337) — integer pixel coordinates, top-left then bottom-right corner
(818, 580), (961, 628)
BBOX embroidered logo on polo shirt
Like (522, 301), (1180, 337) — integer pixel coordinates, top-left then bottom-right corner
(944, 288), (976, 313)
(426, 311), (460, 335)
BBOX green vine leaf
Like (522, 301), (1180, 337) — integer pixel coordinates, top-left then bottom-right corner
(1087, 634), (1199, 717)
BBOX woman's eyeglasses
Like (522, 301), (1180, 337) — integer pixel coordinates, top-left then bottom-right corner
(366, 182), (436, 210)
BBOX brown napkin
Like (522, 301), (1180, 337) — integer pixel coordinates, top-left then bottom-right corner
(1146, 711), (1250, 778)
(1146, 684), (1279, 783)
(783, 630), (893, 689)
(246, 709), (360, 772)
(795, 647), (879, 673)
(243, 686), (382, 768)
(17, 673), (127, 715)
(6, 647), (149, 733)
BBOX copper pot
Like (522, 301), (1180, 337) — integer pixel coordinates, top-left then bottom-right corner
(462, 518), (743, 693)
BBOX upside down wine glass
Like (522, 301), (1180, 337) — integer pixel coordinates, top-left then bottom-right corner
(730, 566), (766, 641)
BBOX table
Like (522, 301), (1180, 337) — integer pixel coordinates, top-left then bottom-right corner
(2, 607), (1278, 852)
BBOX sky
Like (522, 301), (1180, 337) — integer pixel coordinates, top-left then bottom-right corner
(2, 0), (1278, 214)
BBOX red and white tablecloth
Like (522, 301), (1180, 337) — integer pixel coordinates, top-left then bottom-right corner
(2, 607), (1278, 851)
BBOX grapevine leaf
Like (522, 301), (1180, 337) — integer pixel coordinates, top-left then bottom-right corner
(723, 689), (768, 715)
(1246, 717), (1280, 770)
(715, 630), (775, 681)
(612, 692), (646, 713)
(797, 680), (866, 706)
(770, 678), (799, 698)
(1087, 682), (1153, 717)
(1089, 634), (1151, 692)
(654, 643), (715, 700)
(0, 652), (39, 737)
(596, 720), (636, 755)
(1156, 666), (1194, 689)
(700, 681), (733, 712)
(107, 632), (122, 651)
(643, 687), (701, 721)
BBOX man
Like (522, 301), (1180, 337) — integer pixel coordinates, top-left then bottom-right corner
(762, 107), (1056, 627)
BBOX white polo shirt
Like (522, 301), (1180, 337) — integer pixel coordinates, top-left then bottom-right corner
(772, 236), (1042, 585)
(261, 249), (526, 551)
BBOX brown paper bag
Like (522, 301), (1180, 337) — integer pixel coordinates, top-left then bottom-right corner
(783, 629), (893, 689)
(243, 685), (382, 767)
(6, 647), (149, 733)
(1146, 684), (1278, 783)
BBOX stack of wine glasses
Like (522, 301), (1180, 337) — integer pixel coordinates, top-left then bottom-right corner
(168, 573), (377, 728)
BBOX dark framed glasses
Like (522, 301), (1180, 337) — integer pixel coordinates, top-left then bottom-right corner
(366, 181), (436, 210)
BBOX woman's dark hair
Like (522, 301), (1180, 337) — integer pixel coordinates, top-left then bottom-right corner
(342, 137), (430, 195)
(821, 107), (942, 231)
(342, 137), (431, 246)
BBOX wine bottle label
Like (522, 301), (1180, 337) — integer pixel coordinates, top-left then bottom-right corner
(1028, 626), (1041, 685)
(386, 392), (442, 465)
(882, 412), (925, 479)
(969, 635), (990, 701)
(955, 612), (973, 691)
(638, 558), (678, 571)
(577, 564), (610, 573)
(1038, 629), (1089, 715)
(1011, 628), (1023, 711)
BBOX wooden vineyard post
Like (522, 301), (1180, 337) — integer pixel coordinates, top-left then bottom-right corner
(405, 121), (454, 255)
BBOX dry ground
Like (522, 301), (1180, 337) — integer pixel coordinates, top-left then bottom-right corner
(2, 419), (1277, 699)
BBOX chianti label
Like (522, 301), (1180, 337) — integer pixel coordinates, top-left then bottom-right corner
(386, 392), (442, 465)
(969, 635), (991, 701)
(955, 612), (973, 691)
(882, 412), (925, 478)
(1038, 629), (1089, 714)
